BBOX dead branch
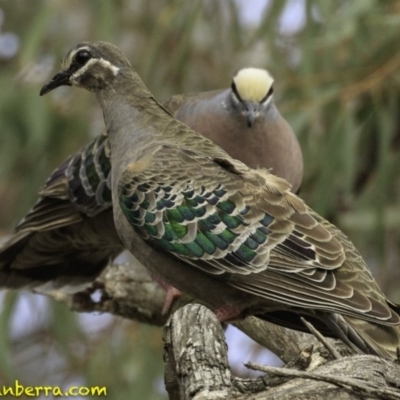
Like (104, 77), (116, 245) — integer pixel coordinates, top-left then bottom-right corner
(164, 304), (400, 400)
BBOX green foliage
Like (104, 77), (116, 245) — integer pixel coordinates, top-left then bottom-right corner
(0, 0), (400, 398)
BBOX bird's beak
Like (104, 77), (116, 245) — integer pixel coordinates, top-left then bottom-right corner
(40, 71), (72, 96)
(243, 102), (258, 128)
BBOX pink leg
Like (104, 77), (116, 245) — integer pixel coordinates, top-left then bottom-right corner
(149, 272), (182, 314)
(214, 304), (244, 322)
(162, 286), (182, 315)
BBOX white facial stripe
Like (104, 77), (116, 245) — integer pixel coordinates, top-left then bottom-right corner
(70, 58), (120, 82)
(97, 58), (120, 76)
(70, 58), (97, 81)
(62, 46), (92, 70)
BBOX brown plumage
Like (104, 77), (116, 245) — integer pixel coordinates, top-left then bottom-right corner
(0, 67), (302, 292)
(38, 41), (400, 359)
(0, 140), (121, 292)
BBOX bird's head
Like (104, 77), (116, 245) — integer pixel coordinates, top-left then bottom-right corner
(40, 41), (131, 96)
(230, 68), (274, 128)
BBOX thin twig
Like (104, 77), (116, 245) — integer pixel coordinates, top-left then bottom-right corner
(300, 317), (341, 360)
(245, 363), (400, 400)
(232, 373), (289, 393)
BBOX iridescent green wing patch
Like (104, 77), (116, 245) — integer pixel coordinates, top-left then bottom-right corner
(119, 177), (277, 273)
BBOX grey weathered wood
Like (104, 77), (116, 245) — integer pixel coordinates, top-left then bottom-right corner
(232, 316), (316, 363)
(43, 259), (400, 399)
(163, 304), (400, 400)
(163, 304), (232, 400)
(49, 259), (167, 325)
(243, 356), (400, 400)
(48, 258), (316, 363)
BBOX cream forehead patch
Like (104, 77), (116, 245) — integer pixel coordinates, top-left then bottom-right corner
(233, 68), (274, 102)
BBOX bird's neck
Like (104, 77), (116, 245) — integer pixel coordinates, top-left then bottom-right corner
(96, 69), (169, 147)
(94, 68), (172, 192)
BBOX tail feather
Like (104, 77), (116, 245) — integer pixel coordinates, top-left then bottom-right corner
(343, 315), (400, 359)
(257, 310), (400, 359)
(324, 313), (400, 359)
(0, 209), (123, 293)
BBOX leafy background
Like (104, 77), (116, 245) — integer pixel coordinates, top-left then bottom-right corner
(0, 0), (399, 398)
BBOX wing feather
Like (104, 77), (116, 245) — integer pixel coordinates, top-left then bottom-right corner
(118, 144), (397, 325)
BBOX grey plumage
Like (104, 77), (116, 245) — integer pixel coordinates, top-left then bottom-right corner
(0, 64), (302, 292)
(38, 41), (400, 359)
(163, 68), (303, 192)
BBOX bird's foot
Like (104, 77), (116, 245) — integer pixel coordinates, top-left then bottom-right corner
(149, 272), (183, 314)
(162, 286), (182, 315)
(214, 304), (244, 322)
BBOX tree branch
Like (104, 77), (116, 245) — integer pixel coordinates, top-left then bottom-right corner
(46, 258), (323, 364)
(163, 304), (232, 400)
(17, 256), (400, 399)
(164, 304), (400, 400)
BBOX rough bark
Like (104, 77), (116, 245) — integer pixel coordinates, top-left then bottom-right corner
(48, 257), (317, 363)
(164, 304), (400, 400)
(42, 259), (400, 399)
(163, 304), (232, 400)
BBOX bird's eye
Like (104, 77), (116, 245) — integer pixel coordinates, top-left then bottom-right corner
(75, 50), (92, 66)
